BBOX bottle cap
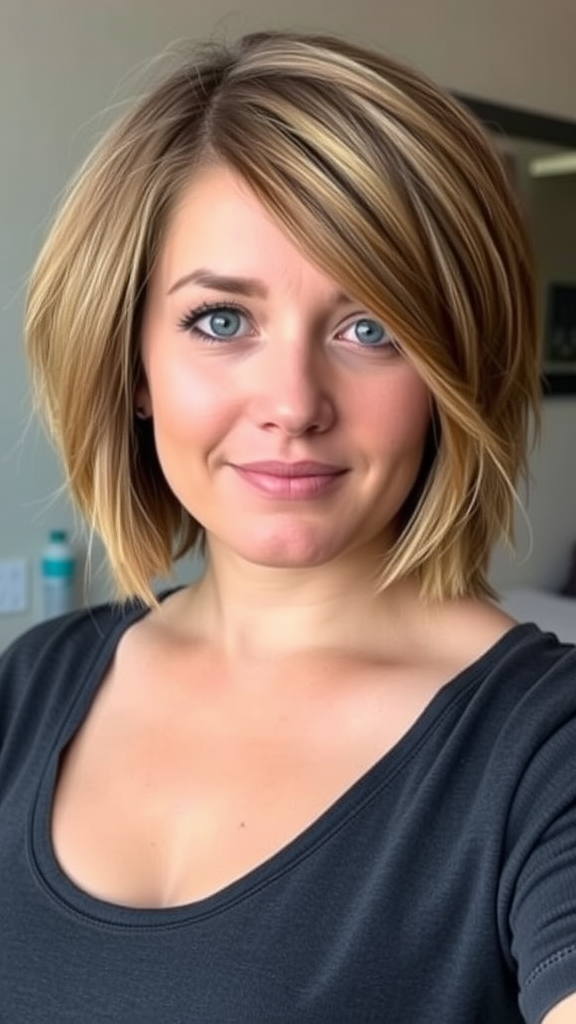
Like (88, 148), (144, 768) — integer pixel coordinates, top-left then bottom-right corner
(49, 529), (68, 543)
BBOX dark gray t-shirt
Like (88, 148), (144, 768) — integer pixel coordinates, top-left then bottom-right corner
(1, 603), (576, 1023)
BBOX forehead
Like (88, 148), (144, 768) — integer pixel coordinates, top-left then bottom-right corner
(155, 163), (328, 292)
(162, 164), (279, 253)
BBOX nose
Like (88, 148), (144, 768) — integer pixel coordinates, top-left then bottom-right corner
(251, 340), (336, 437)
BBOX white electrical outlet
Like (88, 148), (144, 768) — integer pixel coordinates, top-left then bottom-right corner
(0, 560), (28, 614)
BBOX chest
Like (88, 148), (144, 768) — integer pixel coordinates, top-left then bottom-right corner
(50, 652), (444, 909)
(1, 707), (518, 1024)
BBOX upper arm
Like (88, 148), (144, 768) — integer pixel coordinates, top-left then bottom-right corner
(499, 651), (576, 1023)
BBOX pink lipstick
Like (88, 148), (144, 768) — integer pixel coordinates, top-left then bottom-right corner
(231, 461), (347, 500)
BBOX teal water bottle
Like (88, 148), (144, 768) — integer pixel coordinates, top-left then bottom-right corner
(41, 529), (76, 619)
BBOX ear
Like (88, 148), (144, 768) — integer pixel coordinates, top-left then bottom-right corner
(133, 375), (152, 420)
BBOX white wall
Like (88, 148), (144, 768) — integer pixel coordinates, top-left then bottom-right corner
(1, 0), (576, 648)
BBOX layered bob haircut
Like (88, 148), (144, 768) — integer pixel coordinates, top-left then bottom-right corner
(25, 31), (540, 605)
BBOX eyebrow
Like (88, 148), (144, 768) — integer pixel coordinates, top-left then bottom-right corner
(167, 269), (269, 298)
(167, 267), (354, 306)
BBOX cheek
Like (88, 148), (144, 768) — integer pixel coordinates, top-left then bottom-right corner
(356, 371), (431, 456)
(144, 359), (233, 509)
(145, 353), (234, 446)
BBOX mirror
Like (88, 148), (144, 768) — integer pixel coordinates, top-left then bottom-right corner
(455, 95), (576, 395)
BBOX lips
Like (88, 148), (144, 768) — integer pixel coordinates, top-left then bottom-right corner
(230, 461), (348, 499)
(235, 460), (346, 478)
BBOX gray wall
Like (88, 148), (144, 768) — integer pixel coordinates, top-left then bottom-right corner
(1, 0), (576, 649)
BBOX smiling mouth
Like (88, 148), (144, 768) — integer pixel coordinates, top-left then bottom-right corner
(230, 462), (348, 499)
(236, 460), (347, 477)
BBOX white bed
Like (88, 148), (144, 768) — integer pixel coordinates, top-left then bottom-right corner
(499, 587), (576, 644)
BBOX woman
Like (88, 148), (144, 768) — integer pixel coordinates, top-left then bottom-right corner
(1, 30), (575, 1023)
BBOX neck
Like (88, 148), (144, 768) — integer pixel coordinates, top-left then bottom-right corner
(176, 538), (423, 661)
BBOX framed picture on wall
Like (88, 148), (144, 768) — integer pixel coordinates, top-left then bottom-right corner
(542, 283), (576, 394)
(544, 282), (576, 375)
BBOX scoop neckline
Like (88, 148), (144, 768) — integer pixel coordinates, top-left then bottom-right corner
(28, 605), (538, 930)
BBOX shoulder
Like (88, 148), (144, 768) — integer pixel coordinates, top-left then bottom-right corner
(463, 620), (576, 741)
(412, 594), (575, 716)
(425, 593), (575, 692)
(423, 618), (576, 803)
(483, 620), (576, 702)
(0, 601), (144, 676)
(0, 601), (147, 746)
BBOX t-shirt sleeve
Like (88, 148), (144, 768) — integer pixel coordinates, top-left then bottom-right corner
(498, 654), (576, 1023)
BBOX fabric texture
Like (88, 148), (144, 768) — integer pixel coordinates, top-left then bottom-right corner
(1, 602), (576, 1023)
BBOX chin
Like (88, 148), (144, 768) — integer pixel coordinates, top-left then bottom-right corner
(225, 523), (348, 569)
(245, 550), (335, 570)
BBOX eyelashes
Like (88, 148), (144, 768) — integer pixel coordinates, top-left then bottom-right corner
(176, 301), (251, 341)
(176, 300), (397, 351)
(338, 318), (394, 348)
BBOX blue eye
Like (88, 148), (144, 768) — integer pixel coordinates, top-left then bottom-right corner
(340, 317), (392, 348)
(177, 304), (249, 341)
(203, 309), (242, 337)
(354, 319), (386, 345)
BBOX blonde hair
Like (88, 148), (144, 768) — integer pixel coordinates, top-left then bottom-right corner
(25, 31), (540, 604)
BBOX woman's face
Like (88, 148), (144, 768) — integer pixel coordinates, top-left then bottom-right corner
(139, 164), (431, 570)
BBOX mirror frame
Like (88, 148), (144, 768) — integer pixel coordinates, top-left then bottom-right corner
(455, 94), (576, 396)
